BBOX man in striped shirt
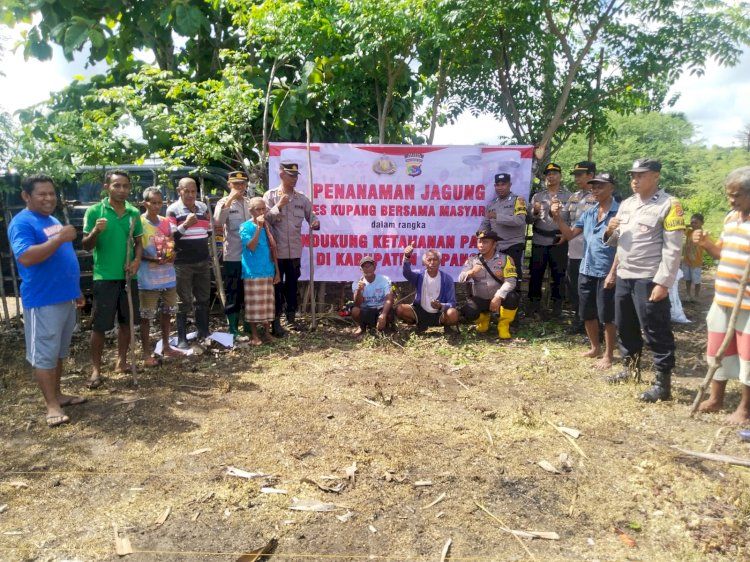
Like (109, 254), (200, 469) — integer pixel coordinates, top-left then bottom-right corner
(694, 166), (750, 425)
(167, 177), (212, 347)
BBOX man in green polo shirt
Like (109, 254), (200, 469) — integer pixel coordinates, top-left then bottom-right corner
(82, 169), (143, 388)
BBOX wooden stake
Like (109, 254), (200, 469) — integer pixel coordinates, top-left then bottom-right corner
(690, 256), (750, 415)
(306, 119), (317, 330)
(201, 179), (226, 309)
(124, 217), (139, 386)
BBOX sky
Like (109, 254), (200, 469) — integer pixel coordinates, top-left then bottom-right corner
(1, 27), (749, 149)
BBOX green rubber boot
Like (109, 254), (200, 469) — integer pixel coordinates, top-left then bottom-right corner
(227, 312), (240, 336)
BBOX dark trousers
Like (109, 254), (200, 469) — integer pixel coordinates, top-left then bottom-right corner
(275, 258), (301, 319)
(502, 243), (525, 284)
(175, 261), (211, 315)
(461, 291), (520, 321)
(528, 243), (568, 302)
(223, 261), (244, 315)
(614, 277), (675, 372)
(566, 258), (581, 314)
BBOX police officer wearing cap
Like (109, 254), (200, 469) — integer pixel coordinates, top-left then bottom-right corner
(564, 161), (598, 333)
(458, 229), (519, 339)
(480, 172), (528, 281)
(603, 158), (685, 402)
(214, 170), (252, 337)
(263, 161), (320, 336)
(527, 162), (572, 318)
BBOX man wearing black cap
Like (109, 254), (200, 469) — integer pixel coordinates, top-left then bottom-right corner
(458, 230), (519, 339)
(527, 163), (572, 318)
(480, 172), (527, 281)
(214, 171), (252, 337)
(603, 158), (685, 402)
(564, 161), (598, 333)
(263, 161), (320, 335)
(351, 256), (394, 336)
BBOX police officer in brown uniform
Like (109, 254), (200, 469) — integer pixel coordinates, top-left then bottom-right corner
(263, 161), (320, 335)
(480, 172), (528, 280)
(527, 163), (572, 318)
(603, 159), (685, 402)
(458, 230), (519, 339)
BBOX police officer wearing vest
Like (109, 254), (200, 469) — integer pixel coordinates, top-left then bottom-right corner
(527, 162), (572, 318)
(603, 158), (685, 402)
(480, 172), (528, 281)
(458, 229), (519, 339)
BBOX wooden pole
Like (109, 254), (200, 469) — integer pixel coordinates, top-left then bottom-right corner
(125, 217), (139, 386)
(0, 245), (10, 327)
(306, 120), (317, 330)
(587, 48), (604, 161)
(690, 256), (750, 415)
(200, 178), (226, 309)
(4, 208), (21, 319)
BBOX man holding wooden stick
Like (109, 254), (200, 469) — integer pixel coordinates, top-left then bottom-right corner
(694, 166), (750, 425)
(82, 170), (143, 389)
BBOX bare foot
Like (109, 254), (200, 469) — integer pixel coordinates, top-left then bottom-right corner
(163, 346), (182, 358)
(697, 397), (724, 413)
(250, 337), (262, 346)
(115, 361), (133, 373)
(57, 394), (87, 407)
(353, 327), (365, 338)
(143, 356), (160, 368)
(725, 408), (750, 425)
(261, 332), (273, 344)
(594, 356), (613, 370)
(580, 347), (601, 359)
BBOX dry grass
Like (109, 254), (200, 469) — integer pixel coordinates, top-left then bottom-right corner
(0, 290), (749, 561)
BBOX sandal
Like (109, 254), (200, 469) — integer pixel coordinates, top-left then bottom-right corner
(46, 414), (70, 428)
(59, 396), (87, 407)
(86, 377), (105, 390)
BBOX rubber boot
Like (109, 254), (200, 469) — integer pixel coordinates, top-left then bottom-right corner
(497, 307), (517, 340)
(526, 299), (540, 318)
(176, 313), (190, 349)
(639, 370), (671, 402)
(271, 316), (287, 337)
(475, 312), (491, 333)
(607, 354), (641, 384)
(195, 306), (210, 339)
(550, 299), (563, 319)
(226, 312), (240, 336)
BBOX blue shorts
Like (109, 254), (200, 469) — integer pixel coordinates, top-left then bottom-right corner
(682, 265), (702, 284)
(24, 300), (77, 370)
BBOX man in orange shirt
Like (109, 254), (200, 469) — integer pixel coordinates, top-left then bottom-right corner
(682, 213), (705, 302)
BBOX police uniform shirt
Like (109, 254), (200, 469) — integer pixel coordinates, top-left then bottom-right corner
(214, 196), (251, 262)
(458, 251), (518, 300)
(565, 189), (597, 260)
(481, 193), (527, 250)
(263, 186), (318, 260)
(528, 188), (572, 246)
(603, 189), (685, 288)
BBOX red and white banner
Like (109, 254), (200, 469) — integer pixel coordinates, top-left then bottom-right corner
(268, 143), (533, 282)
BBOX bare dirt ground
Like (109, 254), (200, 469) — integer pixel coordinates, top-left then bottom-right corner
(1, 285), (749, 562)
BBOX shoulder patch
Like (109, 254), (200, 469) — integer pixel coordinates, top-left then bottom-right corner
(503, 256), (517, 279)
(663, 199), (685, 232)
(514, 197), (527, 215)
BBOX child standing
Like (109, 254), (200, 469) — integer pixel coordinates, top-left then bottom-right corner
(682, 213), (705, 302)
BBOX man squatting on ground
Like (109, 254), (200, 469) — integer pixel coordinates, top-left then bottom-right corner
(138, 187), (181, 365)
(82, 169), (143, 389)
(603, 159), (685, 402)
(552, 173), (619, 369)
(167, 177), (212, 348)
(351, 256), (394, 336)
(213, 170), (252, 338)
(9, 175), (86, 427)
(396, 243), (459, 334)
(263, 161), (320, 336)
(527, 163), (572, 319)
(564, 161), (598, 333)
(458, 229), (519, 340)
(695, 166), (750, 425)
(480, 172), (528, 286)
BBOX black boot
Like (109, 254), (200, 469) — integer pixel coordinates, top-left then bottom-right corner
(550, 299), (563, 319)
(639, 370), (671, 402)
(195, 306), (210, 339)
(566, 314), (584, 335)
(607, 354), (641, 384)
(176, 313), (190, 349)
(271, 316), (287, 337)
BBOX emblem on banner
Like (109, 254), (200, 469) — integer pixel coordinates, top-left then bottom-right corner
(404, 153), (424, 177)
(372, 155), (396, 175)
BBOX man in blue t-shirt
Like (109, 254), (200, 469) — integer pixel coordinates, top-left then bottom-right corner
(9, 174), (84, 428)
(351, 256), (394, 336)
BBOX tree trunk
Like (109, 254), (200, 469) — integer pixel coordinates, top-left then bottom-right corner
(427, 52), (447, 145)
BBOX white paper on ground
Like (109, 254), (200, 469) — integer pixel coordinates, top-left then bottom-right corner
(670, 269), (690, 324)
(154, 332), (198, 356)
(208, 331), (234, 348)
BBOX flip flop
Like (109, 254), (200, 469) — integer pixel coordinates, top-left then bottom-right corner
(46, 414), (70, 428)
(59, 396), (87, 407)
(86, 377), (105, 389)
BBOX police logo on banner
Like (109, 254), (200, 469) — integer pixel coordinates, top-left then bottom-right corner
(404, 153), (424, 177)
